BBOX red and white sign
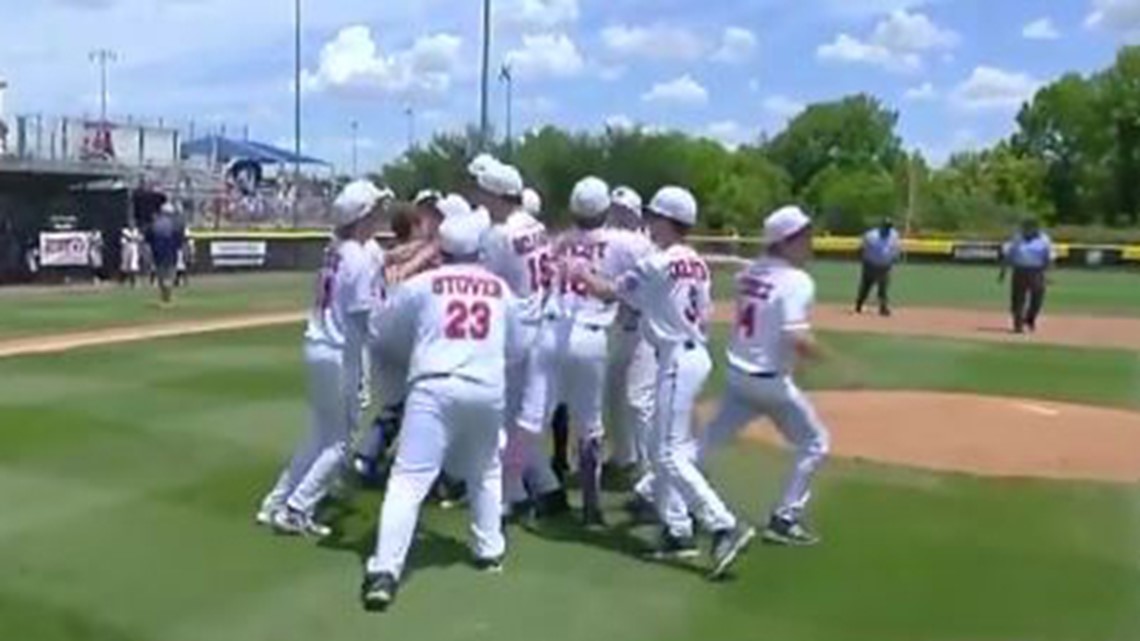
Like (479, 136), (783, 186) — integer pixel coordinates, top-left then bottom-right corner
(40, 231), (93, 267)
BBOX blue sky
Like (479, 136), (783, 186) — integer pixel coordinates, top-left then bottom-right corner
(1, 0), (1137, 172)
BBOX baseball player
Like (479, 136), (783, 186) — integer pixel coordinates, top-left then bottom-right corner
(255, 180), (389, 537)
(361, 198), (519, 611)
(604, 186), (657, 483)
(574, 186), (754, 578)
(470, 161), (567, 519)
(699, 205), (830, 547)
(120, 223), (143, 287)
(518, 176), (652, 526)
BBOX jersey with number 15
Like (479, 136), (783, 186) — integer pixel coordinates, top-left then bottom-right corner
(304, 239), (376, 350)
(372, 263), (522, 393)
(727, 256), (816, 376)
(480, 210), (552, 323)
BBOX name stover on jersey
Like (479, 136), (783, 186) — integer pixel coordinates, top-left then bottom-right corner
(548, 228), (653, 327)
(727, 256), (816, 375)
(616, 244), (711, 350)
(373, 264), (522, 392)
(480, 210), (552, 323)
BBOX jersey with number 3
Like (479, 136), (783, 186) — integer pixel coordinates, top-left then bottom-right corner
(727, 256), (816, 375)
(304, 239), (376, 349)
(480, 210), (552, 323)
(616, 244), (711, 350)
(373, 264), (521, 392)
(548, 227), (653, 327)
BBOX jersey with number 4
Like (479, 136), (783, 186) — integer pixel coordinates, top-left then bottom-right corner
(373, 264), (521, 391)
(304, 239), (376, 349)
(548, 228), (653, 327)
(616, 244), (711, 350)
(480, 210), (552, 323)
(727, 256), (815, 375)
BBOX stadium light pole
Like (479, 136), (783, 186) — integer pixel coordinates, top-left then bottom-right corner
(499, 62), (513, 157)
(89, 49), (117, 123)
(351, 120), (359, 176)
(479, 0), (492, 150)
(292, 0), (302, 228)
(404, 104), (416, 151)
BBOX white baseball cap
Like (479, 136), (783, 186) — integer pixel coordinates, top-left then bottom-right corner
(467, 153), (498, 179)
(522, 188), (543, 216)
(439, 205), (491, 256)
(570, 176), (611, 220)
(646, 186), (698, 227)
(414, 189), (442, 206)
(159, 202), (178, 215)
(477, 162), (524, 198)
(611, 186), (642, 215)
(332, 179), (391, 226)
(763, 205), (813, 246)
(433, 193), (474, 221)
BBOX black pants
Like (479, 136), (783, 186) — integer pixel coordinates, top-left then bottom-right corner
(856, 262), (892, 313)
(1011, 268), (1046, 330)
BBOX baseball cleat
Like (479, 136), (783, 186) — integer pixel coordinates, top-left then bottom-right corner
(473, 555), (505, 574)
(761, 516), (820, 547)
(255, 506), (278, 527)
(648, 530), (700, 560)
(710, 524), (756, 579)
(361, 572), (398, 611)
(272, 507), (332, 539)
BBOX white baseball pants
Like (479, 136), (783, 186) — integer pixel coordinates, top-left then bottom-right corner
(700, 369), (830, 521)
(651, 345), (737, 539)
(518, 319), (608, 439)
(606, 329), (656, 467)
(503, 323), (561, 504)
(367, 376), (506, 580)
(260, 341), (354, 516)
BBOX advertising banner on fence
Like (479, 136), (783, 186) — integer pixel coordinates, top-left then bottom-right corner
(209, 240), (268, 268)
(39, 231), (93, 267)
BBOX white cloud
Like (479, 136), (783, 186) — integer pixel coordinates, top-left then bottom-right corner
(602, 24), (705, 61)
(822, 0), (931, 18)
(904, 82), (937, 100)
(499, 0), (579, 30)
(762, 95), (805, 120)
(302, 26), (462, 99)
(1086, 0), (1140, 36)
(598, 65), (626, 82)
(952, 66), (1039, 111)
(505, 33), (585, 79)
(604, 114), (635, 130)
(641, 74), (709, 106)
(701, 120), (753, 149)
(712, 27), (757, 64)
(816, 10), (956, 73)
(1022, 17), (1060, 40)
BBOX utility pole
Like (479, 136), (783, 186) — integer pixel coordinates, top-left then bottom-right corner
(292, 0), (302, 228)
(351, 120), (359, 176)
(404, 105), (416, 151)
(89, 49), (117, 123)
(499, 62), (513, 156)
(479, 0), (492, 150)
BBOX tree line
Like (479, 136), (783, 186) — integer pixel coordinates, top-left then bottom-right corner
(376, 47), (1140, 240)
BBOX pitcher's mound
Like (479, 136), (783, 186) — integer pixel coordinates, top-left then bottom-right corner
(719, 391), (1140, 483)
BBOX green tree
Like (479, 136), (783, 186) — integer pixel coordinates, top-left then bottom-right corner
(803, 165), (897, 234)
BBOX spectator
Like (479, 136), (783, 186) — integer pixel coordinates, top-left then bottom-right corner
(145, 203), (186, 306)
(120, 222), (143, 287)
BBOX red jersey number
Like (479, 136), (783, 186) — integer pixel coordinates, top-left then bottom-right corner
(527, 252), (555, 293)
(445, 300), (492, 340)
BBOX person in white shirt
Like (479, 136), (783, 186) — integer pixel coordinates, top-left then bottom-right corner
(517, 176), (653, 526)
(603, 186), (658, 483)
(470, 160), (569, 519)
(361, 198), (520, 611)
(119, 224), (143, 287)
(255, 179), (389, 538)
(575, 187), (754, 579)
(700, 205), (831, 547)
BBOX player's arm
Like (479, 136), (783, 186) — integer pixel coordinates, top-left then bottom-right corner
(574, 265), (619, 303)
(387, 241), (438, 284)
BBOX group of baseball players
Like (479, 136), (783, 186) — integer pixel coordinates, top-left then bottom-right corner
(254, 154), (832, 612)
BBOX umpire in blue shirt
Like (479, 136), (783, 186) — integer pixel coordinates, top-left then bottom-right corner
(855, 218), (901, 316)
(999, 218), (1053, 333)
(144, 203), (186, 306)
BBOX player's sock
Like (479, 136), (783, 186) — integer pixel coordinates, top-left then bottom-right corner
(579, 436), (603, 517)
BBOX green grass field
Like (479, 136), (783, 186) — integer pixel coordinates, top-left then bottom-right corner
(3, 323), (1139, 641)
(1, 262), (1137, 341)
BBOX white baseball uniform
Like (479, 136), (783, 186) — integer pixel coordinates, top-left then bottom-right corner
(259, 238), (376, 517)
(607, 296), (657, 468)
(615, 244), (736, 538)
(699, 256), (830, 522)
(479, 209), (562, 503)
(518, 227), (653, 438)
(120, 227), (142, 274)
(359, 238), (387, 411)
(366, 263), (521, 579)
